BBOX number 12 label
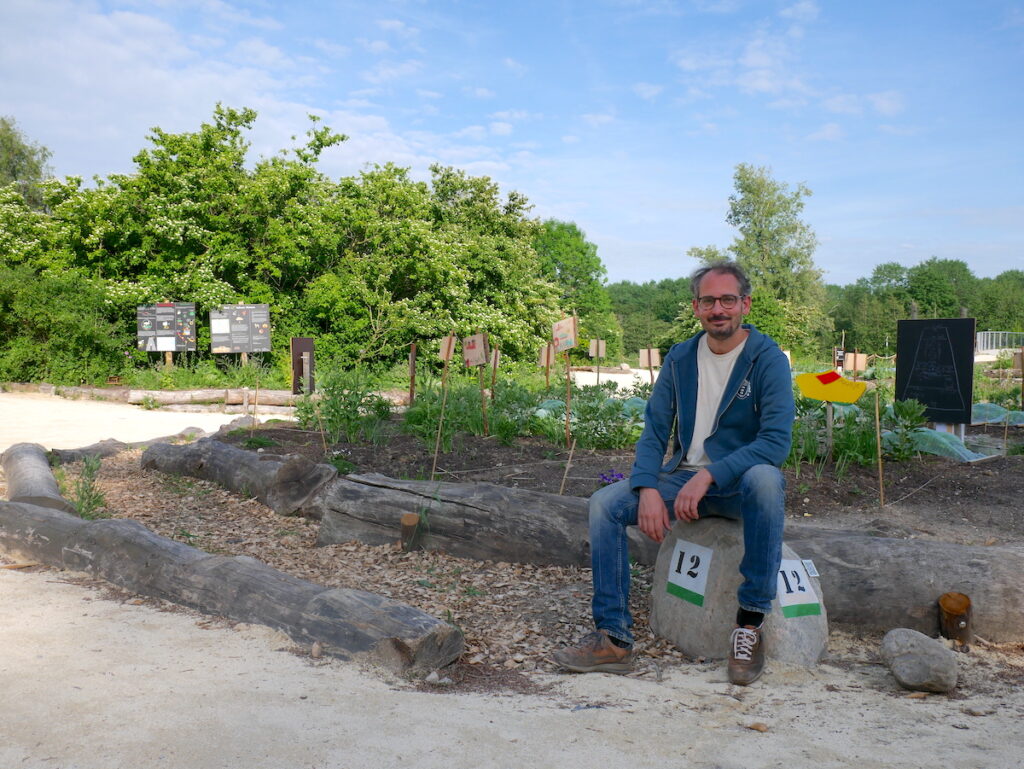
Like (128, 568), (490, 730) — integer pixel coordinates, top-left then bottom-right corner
(665, 540), (713, 607)
(777, 559), (821, 617)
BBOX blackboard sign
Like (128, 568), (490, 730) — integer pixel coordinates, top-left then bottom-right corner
(210, 304), (272, 353)
(290, 337), (315, 394)
(895, 318), (975, 424)
(137, 303), (197, 352)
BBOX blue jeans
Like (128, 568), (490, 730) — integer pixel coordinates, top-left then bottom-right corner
(588, 465), (785, 645)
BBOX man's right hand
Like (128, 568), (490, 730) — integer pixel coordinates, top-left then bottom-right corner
(637, 487), (671, 543)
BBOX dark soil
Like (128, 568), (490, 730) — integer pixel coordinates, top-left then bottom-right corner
(221, 420), (1024, 548)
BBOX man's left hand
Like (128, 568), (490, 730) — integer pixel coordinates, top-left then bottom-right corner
(674, 468), (714, 522)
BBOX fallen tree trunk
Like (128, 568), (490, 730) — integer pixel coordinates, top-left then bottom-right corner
(0, 443), (77, 514)
(0, 501), (462, 670)
(134, 439), (1024, 642)
(141, 439), (336, 515)
(309, 473), (591, 567)
(783, 528), (1024, 643)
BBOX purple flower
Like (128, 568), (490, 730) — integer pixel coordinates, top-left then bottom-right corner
(598, 469), (625, 486)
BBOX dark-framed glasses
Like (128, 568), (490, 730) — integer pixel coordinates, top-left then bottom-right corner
(696, 294), (744, 311)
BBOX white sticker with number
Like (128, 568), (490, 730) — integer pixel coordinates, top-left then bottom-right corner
(777, 559), (821, 618)
(665, 540), (713, 607)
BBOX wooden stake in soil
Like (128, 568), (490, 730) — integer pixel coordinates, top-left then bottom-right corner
(400, 511), (422, 551)
(564, 351), (572, 449)
(251, 375), (260, 437)
(479, 364), (490, 437)
(164, 351), (173, 369)
(558, 438), (577, 495)
(490, 348), (500, 402)
(431, 333), (456, 482)
(874, 389), (885, 507)
(408, 343), (417, 406)
(825, 401), (834, 461)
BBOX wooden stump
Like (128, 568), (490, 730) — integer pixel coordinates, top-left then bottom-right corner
(0, 443), (77, 514)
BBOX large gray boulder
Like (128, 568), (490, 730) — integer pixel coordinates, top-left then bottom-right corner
(880, 628), (958, 692)
(650, 517), (828, 667)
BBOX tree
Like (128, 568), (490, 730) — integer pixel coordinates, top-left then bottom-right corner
(688, 164), (831, 353)
(533, 219), (622, 359)
(0, 116), (52, 209)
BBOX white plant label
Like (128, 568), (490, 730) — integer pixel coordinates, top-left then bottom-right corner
(665, 540), (713, 607)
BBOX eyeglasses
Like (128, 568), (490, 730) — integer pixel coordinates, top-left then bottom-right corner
(696, 294), (745, 311)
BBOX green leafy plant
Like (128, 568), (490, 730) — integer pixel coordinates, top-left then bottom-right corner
(297, 367), (392, 444)
(71, 455), (107, 519)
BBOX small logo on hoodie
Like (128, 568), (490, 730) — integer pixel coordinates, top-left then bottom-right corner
(737, 379), (752, 399)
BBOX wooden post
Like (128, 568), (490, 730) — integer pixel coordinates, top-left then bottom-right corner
(241, 351), (249, 367)
(251, 376), (260, 437)
(564, 351), (572, 449)
(874, 389), (885, 507)
(490, 348), (500, 402)
(164, 351), (173, 369)
(558, 439), (577, 496)
(825, 401), (834, 461)
(431, 333), (456, 482)
(479, 363), (489, 437)
(938, 592), (973, 646)
(408, 343), (417, 406)
(400, 512), (422, 552)
(545, 350), (551, 388)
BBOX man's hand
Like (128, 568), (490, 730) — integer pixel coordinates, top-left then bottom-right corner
(637, 487), (671, 543)
(674, 468), (713, 522)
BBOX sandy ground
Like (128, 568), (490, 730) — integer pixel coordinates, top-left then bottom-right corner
(2, 392), (1024, 769)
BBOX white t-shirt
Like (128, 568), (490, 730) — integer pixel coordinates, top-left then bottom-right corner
(684, 334), (747, 468)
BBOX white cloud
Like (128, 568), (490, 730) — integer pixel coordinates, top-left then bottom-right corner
(490, 109), (536, 121)
(312, 39), (349, 58)
(867, 90), (904, 116)
(230, 38), (294, 69)
(562, 135), (580, 144)
(490, 121), (513, 135)
(376, 19), (419, 38)
(193, 0), (283, 31)
(582, 112), (615, 126)
(359, 39), (392, 54)
(780, 1), (819, 23)
(503, 57), (527, 75)
(633, 82), (663, 100)
(417, 89), (443, 99)
(465, 86), (496, 99)
(454, 125), (487, 141)
(808, 122), (844, 141)
(361, 59), (422, 84)
(822, 94), (862, 115)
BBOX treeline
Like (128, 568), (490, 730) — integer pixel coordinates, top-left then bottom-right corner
(0, 107), (617, 384)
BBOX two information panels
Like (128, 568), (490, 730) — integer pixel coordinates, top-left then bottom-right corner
(137, 303), (271, 354)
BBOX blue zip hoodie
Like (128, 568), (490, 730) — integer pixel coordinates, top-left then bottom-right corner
(629, 324), (794, 492)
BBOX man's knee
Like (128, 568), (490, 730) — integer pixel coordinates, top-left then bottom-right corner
(589, 479), (634, 527)
(738, 464), (785, 497)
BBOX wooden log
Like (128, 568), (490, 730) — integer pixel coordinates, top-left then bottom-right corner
(308, 473), (590, 567)
(140, 440), (336, 515)
(123, 389), (299, 406)
(0, 501), (463, 671)
(0, 443), (77, 514)
(784, 528), (1024, 643)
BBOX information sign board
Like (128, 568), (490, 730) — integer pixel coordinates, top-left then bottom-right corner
(210, 304), (271, 353)
(896, 318), (975, 424)
(136, 303), (196, 352)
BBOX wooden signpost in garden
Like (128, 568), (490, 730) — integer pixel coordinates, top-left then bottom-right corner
(463, 332), (490, 437)
(407, 343), (417, 405)
(538, 343), (556, 388)
(552, 316), (578, 448)
(589, 338), (606, 387)
(639, 347), (661, 385)
(431, 333), (457, 481)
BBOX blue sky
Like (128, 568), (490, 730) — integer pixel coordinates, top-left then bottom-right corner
(2, 0), (1022, 286)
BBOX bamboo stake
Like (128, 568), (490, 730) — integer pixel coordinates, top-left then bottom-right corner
(479, 363), (489, 437)
(564, 351), (572, 449)
(558, 439), (577, 495)
(430, 335), (455, 482)
(875, 389), (885, 507)
(408, 343), (417, 406)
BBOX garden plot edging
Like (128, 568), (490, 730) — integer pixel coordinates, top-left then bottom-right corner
(0, 444), (463, 672)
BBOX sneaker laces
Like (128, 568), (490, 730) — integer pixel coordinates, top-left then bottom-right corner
(731, 627), (758, 661)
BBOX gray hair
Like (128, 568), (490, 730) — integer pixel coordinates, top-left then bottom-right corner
(689, 260), (752, 299)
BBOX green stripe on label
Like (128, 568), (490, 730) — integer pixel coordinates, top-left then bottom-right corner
(666, 582), (705, 607)
(782, 603), (822, 618)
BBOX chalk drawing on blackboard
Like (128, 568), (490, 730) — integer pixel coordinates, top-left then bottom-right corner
(903, 325), (966, 415)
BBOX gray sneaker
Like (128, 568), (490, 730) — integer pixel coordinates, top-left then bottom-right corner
(728, 625), (765, 685)
(549, 630), (633, 674)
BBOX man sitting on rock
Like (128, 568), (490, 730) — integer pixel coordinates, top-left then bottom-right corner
(550, 260), (794, 685)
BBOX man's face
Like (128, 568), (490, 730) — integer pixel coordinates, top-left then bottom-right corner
(692, 271), (751, 342)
